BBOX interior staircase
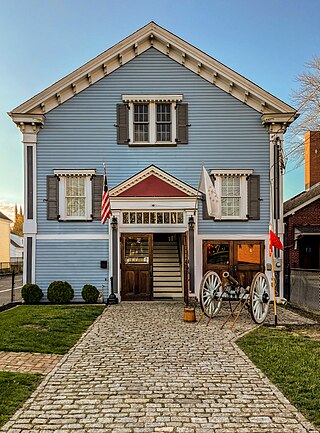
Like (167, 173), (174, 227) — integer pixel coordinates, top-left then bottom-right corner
(153, 240), (183, 298)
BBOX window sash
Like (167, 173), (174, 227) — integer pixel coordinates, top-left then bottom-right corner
(221, 176), (241, 218)
(156, 103), (172, 142)
(65, 177), (86, 217)
(129, 101), (176, 144)
(133, 104), (149, 142)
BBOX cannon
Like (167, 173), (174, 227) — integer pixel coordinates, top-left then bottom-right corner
(199, 270), (270, 326)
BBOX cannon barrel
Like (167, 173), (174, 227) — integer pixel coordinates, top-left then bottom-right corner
(222, 271), (239, 286)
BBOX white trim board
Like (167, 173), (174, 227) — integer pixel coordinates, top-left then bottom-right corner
(36, 234), (110, 240)
(196, 234), (268, 240)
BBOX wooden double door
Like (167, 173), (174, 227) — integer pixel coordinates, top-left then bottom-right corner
(121, 234), (153, 301)
(203, 240), (264, 288)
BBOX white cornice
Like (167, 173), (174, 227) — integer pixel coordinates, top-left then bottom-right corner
(9, 22), (296, 120)
(53, 169), (96, 177)
(122, 94), (183, 103)
(110, 164), (200, 197)
(210, 169), (253, 176)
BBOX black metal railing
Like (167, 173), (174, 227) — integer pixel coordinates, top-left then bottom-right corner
(0, 262), (23, 307)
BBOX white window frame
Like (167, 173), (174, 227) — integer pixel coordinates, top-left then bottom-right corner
(122, 95), (183, 145)
(210, 169), (253, 220)
(53, 169), (96, 221)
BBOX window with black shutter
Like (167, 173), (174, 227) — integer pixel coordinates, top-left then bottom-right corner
(118, 95), (188, 146)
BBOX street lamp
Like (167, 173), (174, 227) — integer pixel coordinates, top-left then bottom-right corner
(107, 216), (119, 305)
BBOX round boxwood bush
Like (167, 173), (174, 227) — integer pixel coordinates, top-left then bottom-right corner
(82, 284), (99, 303)
(21, 283), (43, 304)
(47, 281), (74, 304)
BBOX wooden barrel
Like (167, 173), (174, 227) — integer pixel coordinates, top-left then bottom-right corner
(184, 307), (196, 322)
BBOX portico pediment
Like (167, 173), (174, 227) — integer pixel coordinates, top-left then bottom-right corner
(110, 165), (199, 198)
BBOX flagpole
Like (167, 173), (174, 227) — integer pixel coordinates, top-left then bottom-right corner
(193, 161), (204, 216)
(271, 250), (277, 326)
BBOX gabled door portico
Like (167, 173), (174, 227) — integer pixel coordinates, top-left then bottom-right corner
(109, 165), (199, 301)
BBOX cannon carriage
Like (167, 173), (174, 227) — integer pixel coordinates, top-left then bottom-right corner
(199, 270), (270, 327)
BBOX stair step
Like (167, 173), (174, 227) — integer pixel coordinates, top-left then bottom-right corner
(152, 241), (183, 298)
(154, 271), (181, 276)
(154, 257), (179, 262)
(153, 275), (181, 285)
(153, 281), (182, 287)
(153, 288), (183, 293)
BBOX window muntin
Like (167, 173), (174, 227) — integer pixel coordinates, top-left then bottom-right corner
(65, 177), (86, 217)
(133, 104), (149, 142)
(237, 243), (261, 265)
(156, 103), (171, 142)
(125, 236), (149, 264)
(123, 96), (182, 145)
(122, 211), (184, 225)
(206, 243), (230, 265)
(221, 176), (241, 217)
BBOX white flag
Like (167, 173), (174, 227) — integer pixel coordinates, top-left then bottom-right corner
(199, 166), (220, 218)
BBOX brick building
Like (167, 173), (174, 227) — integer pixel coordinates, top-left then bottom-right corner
(284, 131), (320, 305)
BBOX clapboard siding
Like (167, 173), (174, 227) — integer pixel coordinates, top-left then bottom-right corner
(37, 48), (269, 235)
(36, 240), (109, 301)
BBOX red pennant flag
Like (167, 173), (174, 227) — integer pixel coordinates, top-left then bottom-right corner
(269, 229), (283, 256)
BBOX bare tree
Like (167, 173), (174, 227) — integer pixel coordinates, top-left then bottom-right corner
(285, 55), (320, 167)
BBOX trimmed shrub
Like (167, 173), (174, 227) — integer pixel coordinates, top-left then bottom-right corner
(21, 283), (43, 304)
(82, 284), (99, 303)
(47, 281), (74, 304)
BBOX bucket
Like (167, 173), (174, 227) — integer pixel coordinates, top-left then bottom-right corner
(184, 307), (196, 322)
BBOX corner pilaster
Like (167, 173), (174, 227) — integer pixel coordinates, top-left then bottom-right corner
(10, 114), (45, 284)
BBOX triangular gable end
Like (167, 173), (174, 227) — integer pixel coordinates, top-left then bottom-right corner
(110, 165), (199, 198)
(9, 22), (297, 126)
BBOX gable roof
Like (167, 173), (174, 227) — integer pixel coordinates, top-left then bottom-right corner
(11, 239), (23, 248)
(9, 22), (296, 122)
(284, 182), (320, 217)
(0, 211), (12, 222)
(110, 165), (199, 198)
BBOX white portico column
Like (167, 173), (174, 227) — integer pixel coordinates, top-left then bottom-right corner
(10, 114), (45, 285)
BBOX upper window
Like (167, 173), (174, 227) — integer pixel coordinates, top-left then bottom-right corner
(118, 95), (188, 146)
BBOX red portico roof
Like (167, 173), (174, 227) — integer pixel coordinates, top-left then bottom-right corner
(118, 174), (189, 197)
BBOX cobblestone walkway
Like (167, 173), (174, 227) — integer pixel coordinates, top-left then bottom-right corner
(1, 302), (318, 433)
(0, 352), (63, 374)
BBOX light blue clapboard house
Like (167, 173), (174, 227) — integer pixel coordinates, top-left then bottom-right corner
(9, 22), (297, 302)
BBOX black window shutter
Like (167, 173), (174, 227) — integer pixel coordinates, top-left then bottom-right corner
(247, 175), (260, 220)
(176, 103), (188, 144)
(47, 176), (59, 220)
(117, 104), (129, 144)
(92, 175), (103, 220)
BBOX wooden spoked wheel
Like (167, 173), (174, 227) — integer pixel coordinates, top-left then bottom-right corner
(199, 271), (223, 318)
(250, 272), (270, 324)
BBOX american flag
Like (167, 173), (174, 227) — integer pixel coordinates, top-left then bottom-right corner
(101, 167), (111, 224)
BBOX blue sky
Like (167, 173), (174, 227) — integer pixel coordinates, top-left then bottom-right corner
(1, 0), (320, 205)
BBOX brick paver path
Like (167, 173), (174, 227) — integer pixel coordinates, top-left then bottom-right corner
(1, 302), (318, 433)
(0, 352), (63, 374)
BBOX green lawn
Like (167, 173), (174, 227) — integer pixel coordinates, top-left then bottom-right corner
(237, 325), (320, 427)
(0, 371), (42, 427)
(0, 305), (105, 354)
